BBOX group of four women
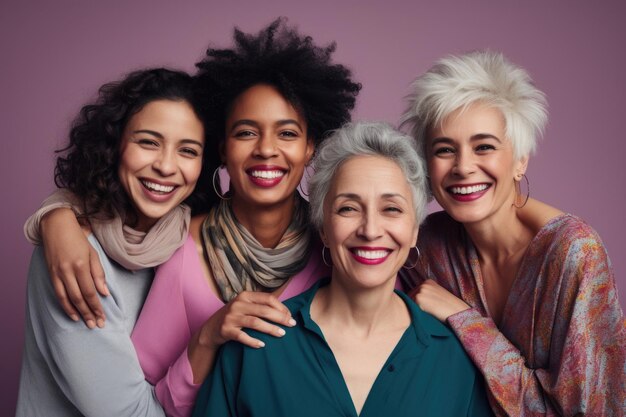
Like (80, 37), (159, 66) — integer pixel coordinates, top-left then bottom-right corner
(16, 18), (625, 417)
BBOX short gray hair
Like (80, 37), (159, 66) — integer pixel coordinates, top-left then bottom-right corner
(308, 122), (429, 231)
(401, 50), (548, 161)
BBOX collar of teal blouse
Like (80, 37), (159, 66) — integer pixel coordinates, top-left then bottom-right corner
(290, 277), (452, 348)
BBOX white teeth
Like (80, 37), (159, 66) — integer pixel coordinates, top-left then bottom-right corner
(354, 249), (389, 260)
(450, 184), (488, 195)
(142, 180), (175, 193)
(250, 170), (284, 179)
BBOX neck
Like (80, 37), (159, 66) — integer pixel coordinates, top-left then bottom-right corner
(463, 204), (533, 265)
(312, 275), (403, 336)
(230, 194), (296, 248)
(124, 209), (154, 234)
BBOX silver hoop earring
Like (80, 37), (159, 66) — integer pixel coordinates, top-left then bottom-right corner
(402, 246), (420, 270)
(322, 246), (332, 267)
(212, 166), (231, 201)
(513, 174), (530, 209)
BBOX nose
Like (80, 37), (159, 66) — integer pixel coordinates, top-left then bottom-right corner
(152, 148), (177, 176)
(452, 149), (476, 177)
(253, 133), (279, 159)
(357, 212), (383, 241)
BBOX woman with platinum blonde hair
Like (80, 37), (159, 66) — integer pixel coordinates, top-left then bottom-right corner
(401, 50), (625, 416)
(193, 122), (492, 417)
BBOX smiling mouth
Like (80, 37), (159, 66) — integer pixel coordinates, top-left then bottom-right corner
(353, 249), (390, 259)
(141, 180), (176, 194)
(350, 248), (391, 265)
(448, 184), (490, 195)
(248, 169), (285, 180)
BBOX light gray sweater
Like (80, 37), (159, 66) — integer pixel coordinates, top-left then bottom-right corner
(16, 235), (166, 417)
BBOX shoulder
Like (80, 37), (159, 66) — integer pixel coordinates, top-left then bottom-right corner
(399, 291), (478, 376)
(535, 214), (606, 256)
(283, 281), (320, 315)
(244, 284), (320, 348)
(531, 214), (615, 298)
(399, 290), (455, 339)
(26, 237), (132, 332)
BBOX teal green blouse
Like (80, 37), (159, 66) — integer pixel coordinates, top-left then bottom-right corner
(193, 279), (492, 417)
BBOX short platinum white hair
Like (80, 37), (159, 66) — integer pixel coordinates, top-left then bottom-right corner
(308, 122), (429, 231)
(401, 50), (548, 161)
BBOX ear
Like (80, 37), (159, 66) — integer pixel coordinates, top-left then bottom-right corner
(411, 226), (419, 248)
(514, 155), (529, 180)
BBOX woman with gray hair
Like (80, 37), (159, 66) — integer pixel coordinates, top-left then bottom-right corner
(192, 122), (492, 417)
(401, 51), (625, 416)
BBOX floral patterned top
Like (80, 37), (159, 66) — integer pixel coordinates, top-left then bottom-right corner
(401, 211), (626, 416)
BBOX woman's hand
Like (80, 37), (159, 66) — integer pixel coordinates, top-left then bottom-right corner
(412, 279), (470, 322)
(188, 291), (296, 383)
(40, 208), (108, 329)
(198, 291), (296, 349)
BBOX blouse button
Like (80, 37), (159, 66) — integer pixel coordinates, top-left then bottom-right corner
(387, 364), (395, 372)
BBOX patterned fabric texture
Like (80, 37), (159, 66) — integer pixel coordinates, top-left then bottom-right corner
(401, 211), (626, 416)
(201, 196), (312, 302)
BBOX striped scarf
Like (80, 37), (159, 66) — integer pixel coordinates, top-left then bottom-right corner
(201, 196), (312, 302)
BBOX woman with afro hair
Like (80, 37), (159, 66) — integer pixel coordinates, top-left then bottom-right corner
(28, 18), (360, 417)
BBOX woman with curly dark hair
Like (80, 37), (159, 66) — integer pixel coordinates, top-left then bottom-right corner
(28, 18), (360, 417)
(17, 68), (206, 416)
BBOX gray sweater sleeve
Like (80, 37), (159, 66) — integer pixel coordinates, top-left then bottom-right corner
(16, 240), (166, 417)
(23, 189), (83, 245)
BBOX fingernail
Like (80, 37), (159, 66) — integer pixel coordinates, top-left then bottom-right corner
(257, 341), (265, 348)
(277, 328), (286, 336)
(104, 284), (110, 296)
(96, 318), (105, 328)
(70, 314), (79, 322)
(288, 318), (297, 326)
(86, 320), (95, 329)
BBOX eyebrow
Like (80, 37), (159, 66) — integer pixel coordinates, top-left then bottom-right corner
(430, 133), (502, 146)
(133, 130), (203, 147)
(133, 129), (163, 138)
(230, 119), (304, 132)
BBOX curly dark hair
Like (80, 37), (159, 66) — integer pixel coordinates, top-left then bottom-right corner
(193, 17), (362, 173)
(54, 68), (209, 220)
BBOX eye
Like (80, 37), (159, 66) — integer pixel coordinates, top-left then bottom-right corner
(233, 130), (257, 139)
(179, 147), (200, 157)
(433, 146), (455, 157)
(475, 143), (496, 153)
(384, 206), (403, 213)
(337, 206), (358, 215)
(278, 130), (299, 140)
(136, 138), (159, 147)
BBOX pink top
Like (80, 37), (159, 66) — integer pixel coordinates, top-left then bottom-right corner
(401, 211), (626, 416)
(131, 234), (329, 417)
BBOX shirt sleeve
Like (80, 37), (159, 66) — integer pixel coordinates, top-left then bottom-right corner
(23, 189), (84, 245)
(447, 237), (626, 416)
(131, 240), (201, 417)
(25, 246), (166, 417)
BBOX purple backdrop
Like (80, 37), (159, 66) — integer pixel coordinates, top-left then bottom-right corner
(2, 1), (625, 414)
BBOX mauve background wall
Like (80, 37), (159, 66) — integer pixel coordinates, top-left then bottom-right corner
(1, 0), (625, 414)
